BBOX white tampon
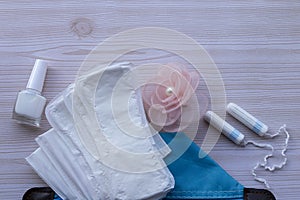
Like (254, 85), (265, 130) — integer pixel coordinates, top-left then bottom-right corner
(227, 103), (268, 137)
(204, 111), (245, 145)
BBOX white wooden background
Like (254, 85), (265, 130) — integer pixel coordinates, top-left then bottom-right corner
(0, 1), (299, 199)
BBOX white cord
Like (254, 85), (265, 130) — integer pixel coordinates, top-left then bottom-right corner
(244, 124), (289, 188)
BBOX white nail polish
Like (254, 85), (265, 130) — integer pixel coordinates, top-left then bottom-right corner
(12, 59), (48, 127)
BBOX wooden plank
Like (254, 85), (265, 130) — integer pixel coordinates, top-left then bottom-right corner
(0, 1), (299, 199)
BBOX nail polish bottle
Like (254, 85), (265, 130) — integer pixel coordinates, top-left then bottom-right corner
(12, 59), (48, 127)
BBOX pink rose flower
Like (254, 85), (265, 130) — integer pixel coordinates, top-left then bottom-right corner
(142, 63), (200, 132)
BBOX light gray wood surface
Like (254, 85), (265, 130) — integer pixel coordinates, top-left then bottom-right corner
(1, 1), (299, 199)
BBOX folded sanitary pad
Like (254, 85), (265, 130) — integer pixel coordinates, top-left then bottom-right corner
(27, 63), (174, 200)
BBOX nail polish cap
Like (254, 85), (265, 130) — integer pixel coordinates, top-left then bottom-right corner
(26, 59), (48, 93)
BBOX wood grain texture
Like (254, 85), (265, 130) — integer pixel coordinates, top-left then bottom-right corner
(0, 0), (299, 199)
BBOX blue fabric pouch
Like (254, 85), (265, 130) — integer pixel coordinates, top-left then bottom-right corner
(160, 132), (244, 200)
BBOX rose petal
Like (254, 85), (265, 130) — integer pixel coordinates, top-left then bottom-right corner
(162, 97), (197, 132)
(142, 83), (157, 106)
(163, 107), (182, 126)
(189, 71), (200, 90)
(155, 80), (171, 102)
(147, 104), (167, 127)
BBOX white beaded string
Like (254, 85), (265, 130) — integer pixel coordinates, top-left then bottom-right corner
(243, 124), (289, 188)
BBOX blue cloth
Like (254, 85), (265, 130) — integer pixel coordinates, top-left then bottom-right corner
(160, 132), (244, 200)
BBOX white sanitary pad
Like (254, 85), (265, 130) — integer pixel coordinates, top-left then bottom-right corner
(27, 63), (174, 200)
